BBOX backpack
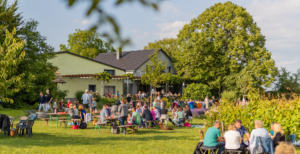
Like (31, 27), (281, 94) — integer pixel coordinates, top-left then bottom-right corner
(79, 120), (87, 129)
(111, 122), (120, 134)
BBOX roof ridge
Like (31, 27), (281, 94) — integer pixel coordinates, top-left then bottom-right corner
(99, 49), (155, 54)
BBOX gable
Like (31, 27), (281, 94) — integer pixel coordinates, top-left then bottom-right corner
(49, 52), (125, 75)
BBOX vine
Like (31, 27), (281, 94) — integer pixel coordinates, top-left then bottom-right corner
(93, 71), (112, 83)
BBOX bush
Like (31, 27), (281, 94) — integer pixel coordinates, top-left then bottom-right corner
(221, 90), (237, 103)
(183, 83), (211, 100)
(97, 97), (117, 108)
(75, 90), (85, 103)
(205, 92), (300, 138)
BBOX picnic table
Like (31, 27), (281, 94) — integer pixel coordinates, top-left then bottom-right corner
(105, 117), (120, 130)
(47, 113), (70, 129)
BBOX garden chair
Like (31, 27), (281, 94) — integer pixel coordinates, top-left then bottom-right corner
(19, 120), (34, 138)
(286, 134), (296, 143)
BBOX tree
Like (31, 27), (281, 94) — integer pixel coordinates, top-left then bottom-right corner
(144, 38), (178, 62)
(60, 29), (116, 59)
(0, 0), (23, 43)
(273, 67), (300, 94)
(0, 28), (26, 103)
(183, 83), (211, 100)
(176, 2), (277, 95)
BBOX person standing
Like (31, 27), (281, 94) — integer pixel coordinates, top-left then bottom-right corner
(205, 95), (209, 109)
(118, 98), (129, 125)
(88, 90), (93, 113)
(38, 92), (47, 112)
(45, 89), (53, 113)
(81, 89), (90, 111)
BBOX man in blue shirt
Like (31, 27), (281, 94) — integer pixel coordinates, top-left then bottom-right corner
(38, 92), (47, 112)
(203, 121), (225, 154)
(235, 119), (250, 146)
(81, 90), (90, 110)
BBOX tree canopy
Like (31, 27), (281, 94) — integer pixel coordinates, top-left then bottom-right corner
(144, 38), (178, 62)
(175, 2), (277, 95)
(60, 29), (116, 59)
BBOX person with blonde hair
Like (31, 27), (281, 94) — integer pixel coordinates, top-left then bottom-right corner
(272, 123), (285, 148)
(249, 120), (269, 153)
(224, 124), (246, 154)
(275, 142), (297, 154)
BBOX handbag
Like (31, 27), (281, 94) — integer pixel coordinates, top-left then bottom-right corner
(255, 137), (264, 154)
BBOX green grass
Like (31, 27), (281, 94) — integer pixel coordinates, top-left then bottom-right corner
(0, 109), (205, 154)
(1, 109), (300, 154)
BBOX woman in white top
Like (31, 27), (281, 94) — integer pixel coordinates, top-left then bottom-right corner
(224, 124), (246, 154)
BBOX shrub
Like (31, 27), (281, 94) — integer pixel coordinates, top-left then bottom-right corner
(183, 83), (211, 100)
(75, 90), (85, 103)
(221, 90), (237, 103)
(205, 92), (300, 138)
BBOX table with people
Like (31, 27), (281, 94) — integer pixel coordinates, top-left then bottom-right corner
(197, 119), (295, 154)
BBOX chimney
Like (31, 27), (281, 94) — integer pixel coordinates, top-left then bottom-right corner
(116, 47), (122, 59)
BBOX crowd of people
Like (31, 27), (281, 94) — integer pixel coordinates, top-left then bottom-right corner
(200, 119), (296, 154)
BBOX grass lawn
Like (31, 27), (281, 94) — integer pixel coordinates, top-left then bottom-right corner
(1, 109), (300, 154)
(0, 109), (204, 154)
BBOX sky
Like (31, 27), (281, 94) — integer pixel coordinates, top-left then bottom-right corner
(12, 0), (300, 73)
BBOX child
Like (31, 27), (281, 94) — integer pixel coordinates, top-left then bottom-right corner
(73, 105), (79, 119)
(53, 99), (57, 112)
(67, 100), (72, 108)
(127, 113), (133, 125)
(69, 104), (75, 119)
(150, 107), (155, 121)
(59, 99), (64, 110)
(92, 98), (97, 111)
(74, 100), (78, 108)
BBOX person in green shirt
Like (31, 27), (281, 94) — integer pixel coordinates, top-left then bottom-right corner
(172, 108), (185, 126)
(203, 121), (225, 154)
(132, 107), (142, 128)
(153, 99), (159, 108)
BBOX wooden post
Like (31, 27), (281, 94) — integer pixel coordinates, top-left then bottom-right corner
(221, 121), (224, 135)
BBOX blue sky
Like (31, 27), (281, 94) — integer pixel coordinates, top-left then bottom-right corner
(13, 0), (300, 73)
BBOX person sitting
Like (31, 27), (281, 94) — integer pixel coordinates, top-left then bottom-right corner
(203, 121), (225, 154)
(235, 119), (250, 146)
(153, 106), (160, 120)
(106, 103), (111, 116)
(78, 105), (86, 123)
(150, 107), (156, 121)
(275, 142), (297, 154)
(160, 105), (169, 125)
(269, 122), (275, 137)
(127, 113), (133, 125)
(184, 105), (193, 121)
(73, 105), (79, 119)
(132, 107), (142, 128)
(99, 104), (108, 123)
(271, 123), (285, 149)
(188, 99), (194, 109)
(68, 104), (75, 119)
(224, 124), (246, 154)
(249, 120), (269, 153)
(142, 106), (153, 128)
(172, 108), (184, 126)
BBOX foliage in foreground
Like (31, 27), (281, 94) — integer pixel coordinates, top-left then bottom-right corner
(205, 92), (300, 138)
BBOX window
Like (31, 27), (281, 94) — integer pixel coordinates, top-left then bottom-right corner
(104, 69), (115, 75)
(104, 86), (115, 94)
(89, 85), (96, 92)
(168, 67), (172, 73)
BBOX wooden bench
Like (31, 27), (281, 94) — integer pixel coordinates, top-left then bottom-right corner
(225, 149), (242, 154)
(118, 125), (137, 134)
(144, 120), (159, 129)
(199, 147), (217, 154)
(41, 117), (67, 127)
(94, 122), (107, 133)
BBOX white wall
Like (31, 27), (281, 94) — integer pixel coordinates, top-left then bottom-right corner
(134, 50), (176, 76)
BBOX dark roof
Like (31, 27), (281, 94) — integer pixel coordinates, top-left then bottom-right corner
(93, 49), (157, 71)
(55, 51), (125, 71)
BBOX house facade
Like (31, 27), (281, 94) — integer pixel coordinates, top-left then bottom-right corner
(50, 48), (181, 99)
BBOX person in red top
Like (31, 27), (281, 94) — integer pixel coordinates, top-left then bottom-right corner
(67, 100), (72, 108)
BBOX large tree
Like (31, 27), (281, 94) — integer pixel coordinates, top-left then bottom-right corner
(273, 67), (300, 94)
(60, 29), (116, 59)
(144, 38), (178, 62)
(0, 28), (25, 103)
(175, 2), (277, 94)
